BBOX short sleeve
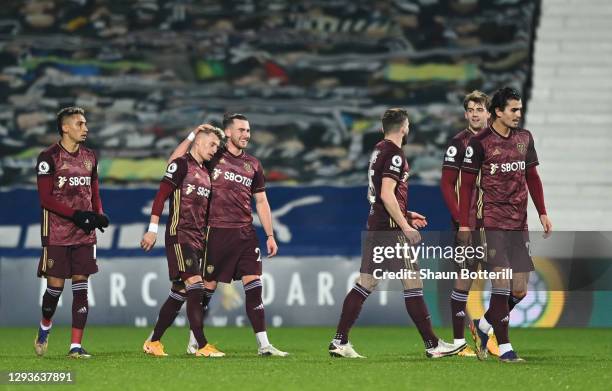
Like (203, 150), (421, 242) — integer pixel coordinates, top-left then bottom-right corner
(162, 158), (187, 188)
(381, 152), (404, 181)
(441, 138), (466, 170)
(525, 132), (539, 167)
(461, 138), (484, 173)
(251, 161), (266, 193)
(36, 151), (55, 177)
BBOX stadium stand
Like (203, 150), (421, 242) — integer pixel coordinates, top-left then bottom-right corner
(526, 0), (612, 230)
(0, 0), (540, 185)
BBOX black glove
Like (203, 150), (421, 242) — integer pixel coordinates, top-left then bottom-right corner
(94, 213), (110, 232)
(72, 210), (98, 234)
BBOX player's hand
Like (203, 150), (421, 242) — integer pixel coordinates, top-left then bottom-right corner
(193, 123), (215, 135)
(72, 210), (97, 234)
(456, 226), (472, 247)
(94, 213), (110, 233)
(408, 211), (427, 229)
(266, 236), (278, 258)
(402, 226), (421, 245)
(540, 214), (552, 238)
(140, 232), (157, 252)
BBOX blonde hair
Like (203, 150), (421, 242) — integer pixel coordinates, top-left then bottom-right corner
(463, 90), (490, 111)
(200, 126), (225, 141)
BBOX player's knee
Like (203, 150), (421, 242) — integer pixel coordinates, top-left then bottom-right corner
(172, 282), (186, 294)
(242, 275), (259, 286)
(453, 278), (472, 292)
(402, 278), (423, 290)
(512, 290), (527, 299)
(357, 275), (378, 292)
(184, 274), (202, 286)
(46, 276), (65, 289)
(203, 280), (217, 290)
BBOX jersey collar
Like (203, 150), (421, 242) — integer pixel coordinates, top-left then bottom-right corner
(489, 124), (512, 140)
(57, 141), (80, 157)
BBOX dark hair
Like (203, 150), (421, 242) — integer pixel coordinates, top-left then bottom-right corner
(381, 108), (409, 134)
(56, 106), (85, 136)
(463, 90), (490, 111)
(222, 113), (248, 129)
(489, 87), (521, 118)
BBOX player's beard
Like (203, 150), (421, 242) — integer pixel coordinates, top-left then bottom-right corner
(401, 134), (408, 146)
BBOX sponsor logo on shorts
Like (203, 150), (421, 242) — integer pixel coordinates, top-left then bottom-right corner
(185, 258), (192, 267)
(488, 249), (496, 258)
(47, 258), (54, 269)
(206, 265), (214, 274)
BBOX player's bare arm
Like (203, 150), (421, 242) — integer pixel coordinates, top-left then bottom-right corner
(141, 168), (179, 251)
(254, 191), (278, 257)
(407, 211), (427, 229)
(141, 215), (159, 251)
(380, 177), (420, 244)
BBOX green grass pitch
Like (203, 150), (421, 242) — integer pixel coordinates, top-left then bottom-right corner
(1, 326), (610, 390)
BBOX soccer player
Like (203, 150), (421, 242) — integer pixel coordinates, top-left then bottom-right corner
(328, 108), (462, 359)
(440, 90), (498, 357)
(168, 113), (288, 356)
(34, 107), (109, 358)
(140, 126), (225, 357)
(458, 87), (552, 362)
